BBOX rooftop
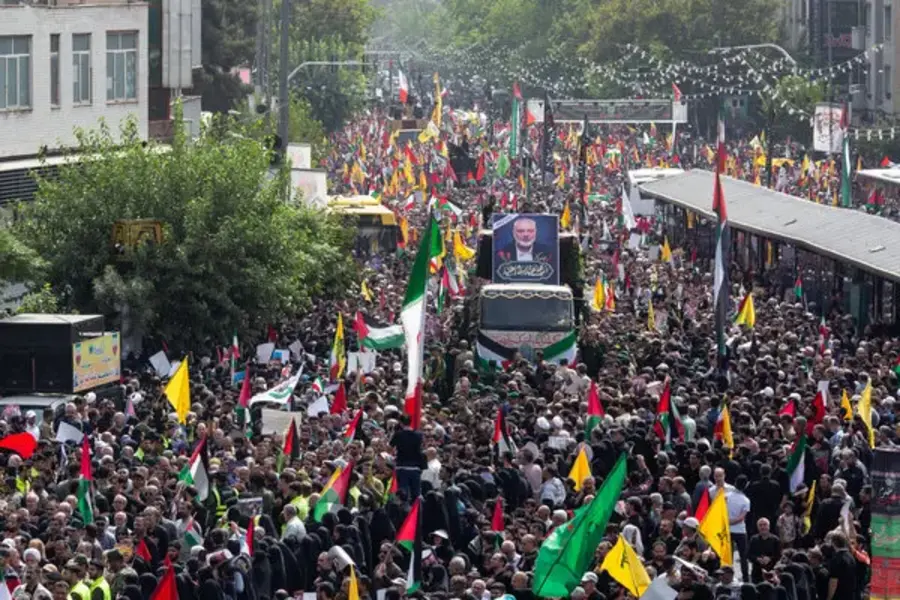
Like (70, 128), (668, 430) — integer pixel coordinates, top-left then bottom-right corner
(639, 170), (900, 283)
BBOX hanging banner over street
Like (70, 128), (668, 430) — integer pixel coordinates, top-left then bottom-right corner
(531, 99), (687, 124)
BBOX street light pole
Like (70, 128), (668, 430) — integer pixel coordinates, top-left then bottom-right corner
(709, 43), (798, 66)
(277, 0), (291, 149)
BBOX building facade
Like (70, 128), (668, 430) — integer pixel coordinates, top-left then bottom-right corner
(0, 0), (148, 160)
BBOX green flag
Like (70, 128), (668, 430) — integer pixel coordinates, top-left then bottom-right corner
(533, 453), (628, 598)
(497, 153), (510, 178)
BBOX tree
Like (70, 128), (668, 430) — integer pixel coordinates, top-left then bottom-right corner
(0, 227), (43, 284)
(195, 0), (257, 112)
(759, 74), (825, 145)
(15, 112), (356, 352)
(16, 283), (60, 315)
(287, 96), (328, 164)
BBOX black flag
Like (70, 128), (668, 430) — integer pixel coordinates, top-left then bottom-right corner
(541, 92), (555, 182)
(577, 113), (590, 221)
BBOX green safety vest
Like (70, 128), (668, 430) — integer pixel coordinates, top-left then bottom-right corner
(89, 576), (111, 600)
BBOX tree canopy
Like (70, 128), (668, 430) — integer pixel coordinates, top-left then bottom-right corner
(15, 114), (356, 352)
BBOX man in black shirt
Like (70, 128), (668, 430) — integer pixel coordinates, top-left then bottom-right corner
(827, 533), (858, 600)
(748, 517), (781, 583)
(390, 415), (424, 500)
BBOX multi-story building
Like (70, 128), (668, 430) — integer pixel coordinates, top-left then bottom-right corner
(0, 0), (149, 160)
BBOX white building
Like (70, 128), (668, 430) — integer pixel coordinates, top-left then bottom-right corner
(0, 0), (148, 160)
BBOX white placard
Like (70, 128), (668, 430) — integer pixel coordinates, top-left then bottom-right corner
(255, 343), (275, 364)
(347, 351), (377, 374)
(55, 422), (84, 444)
(306, 396), (330, 417)
(149, 351), (170, 378)
(260, 408), (296, 435)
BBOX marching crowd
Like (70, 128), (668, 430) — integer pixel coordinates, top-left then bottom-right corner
(0, 100), (894, 600)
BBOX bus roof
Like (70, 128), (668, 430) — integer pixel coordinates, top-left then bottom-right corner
(326, 200), (397, 226)
(627, 168), (684, 184)
(481, 283), (573, 298)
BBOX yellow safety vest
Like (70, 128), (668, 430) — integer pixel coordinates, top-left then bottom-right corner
(15, 476), (29, 494)
(134, 448), (144, 462)
(89, 576), (112, 600)
(71, 581), (92, 600)
(213, 487), (226, 517)
(290, 495), (309, 521)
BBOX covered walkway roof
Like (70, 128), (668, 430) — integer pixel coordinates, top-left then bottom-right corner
(639, 170), (900, 283)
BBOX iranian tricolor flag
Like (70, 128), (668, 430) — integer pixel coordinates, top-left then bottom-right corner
(840, 104), (852, 208)
(397, 497), (423, 594)
(584, 380), (605, 438)
(178, 435), (210, 501)
(353, 311), (405, 350)
(400, 216), (442, 430)
(509, 82), (523, 159)
(313, 462), (354, 522)
(787, 433), (808, 493)
(77, 437), (93, 525)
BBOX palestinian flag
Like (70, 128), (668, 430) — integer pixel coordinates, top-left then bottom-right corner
(712, 110), (729, 366)
(330, 383), (347, 415)
(149, 559), (178, 600)
(401, 216), (442, 430)
(135, 539), (152, 562)
(397, 497), (423, 594)
(693, 488), (711, 521)
(238, 363), (252, 409)
(313, 462), (354, 522)
(329, 313), (346, 381)
(787, 433), (808, 493)
(178, 436), (210, 501)
(584, 380), (605, 438)
(0, 432), (38, 459)
(245, 517), (255, 556)
(183, 517), (202, 547)
(652, 379), (684, 447)
(807, 389), (827, 435)
(277, 418), (300, 473)
(893, 355), (900, 377)
(491, 497), (504, 532)
(779, 398), (797, 418)
(343, 409), (363, 443)
(353, 311), (404, 350)
(794, 275), (803, 300)
(77, 437), (94, 525)
(818, 315), (829, 355)
(383, 470), (398, 505)
(492, 407), (517, 460)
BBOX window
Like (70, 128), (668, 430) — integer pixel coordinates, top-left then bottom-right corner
(72, 33), (91, 104)
(886, 7), (893, 41)
(50, 34), (59, 106)
(106, 32), (137, 101)
(886, 64), (892, 99)
(0, 36), (31, 109)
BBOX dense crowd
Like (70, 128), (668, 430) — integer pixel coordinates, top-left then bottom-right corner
(0, 99), (894, 600)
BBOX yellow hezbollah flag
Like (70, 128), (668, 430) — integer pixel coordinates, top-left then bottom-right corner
(734, 293), (756, 328)
(560, 202), (572, 229)
(660, 237), (672, 263)
(841, 389), (853, 421)
(165, 358), (191, 424)
(647, 298), (655, 332)
(453, 230), (476, 262)
(600, 535), (651, 597)
(330, 313), (346, 380)
(718, 405), (734, 456)
(348, 565), (360, 600)
(591, 278), (606, 312)
(803, 480), (817, 534)
(858, 378), (875, 448)
(360, 280), (373, 303)
(699, 490), (732, 566)
(432, 72), (442, 128)
(567, 446), (592, 491)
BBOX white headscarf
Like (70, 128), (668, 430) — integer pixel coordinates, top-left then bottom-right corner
(622, 523), (644, 556)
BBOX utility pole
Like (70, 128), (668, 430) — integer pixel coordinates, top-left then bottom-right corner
(277, 0), (291, 148)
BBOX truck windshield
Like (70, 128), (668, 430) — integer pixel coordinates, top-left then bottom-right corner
(480, 296), (573, 331)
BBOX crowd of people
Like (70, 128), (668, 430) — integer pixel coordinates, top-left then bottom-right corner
(0, 96), (894, 600)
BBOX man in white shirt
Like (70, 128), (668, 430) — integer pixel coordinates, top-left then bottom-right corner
(421, 447), (442, 489)
(280, 504), (306, 542)
(726, 475), (751, 583)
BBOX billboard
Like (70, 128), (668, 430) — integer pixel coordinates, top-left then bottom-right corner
(72, 333), (121, 393)
(491, 214), (559, 284)
(291, 168), (328, 208)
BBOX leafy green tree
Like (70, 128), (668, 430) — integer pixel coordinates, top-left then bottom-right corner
(194, 0), (257, 111)
(287, 96), (328, 163)
(0, 228), (43, 284)
(15, 113), (356, 352)
(759, 74), (826, 145)
(15, 283), (60, 315)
